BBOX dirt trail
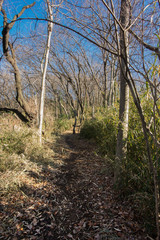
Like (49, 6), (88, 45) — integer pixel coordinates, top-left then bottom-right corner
(0, 132), (147, 240)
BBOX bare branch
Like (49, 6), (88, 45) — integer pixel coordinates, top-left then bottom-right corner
(8, 2), (36, 30)
(126, 1), (156, 31)
(0, 0), (4, 11)
(101, 0), (124, 31)
(17, 17), (119, 57)
(129, 29), (160, 60)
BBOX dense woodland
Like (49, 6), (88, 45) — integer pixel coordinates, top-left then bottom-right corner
(0, 0), (160, 239)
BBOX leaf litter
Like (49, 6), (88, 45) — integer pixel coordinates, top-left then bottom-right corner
(0, 132), (149, 239)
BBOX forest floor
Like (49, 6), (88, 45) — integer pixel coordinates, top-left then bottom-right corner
(0, 131), (149, 240)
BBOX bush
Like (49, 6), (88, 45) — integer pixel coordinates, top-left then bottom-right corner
(53, 117), (74, 134)
(80, 108), (118, 159)
(80, 104), (159, 237)
(0, 131), (32, 155)
(119, 100), (158, 236)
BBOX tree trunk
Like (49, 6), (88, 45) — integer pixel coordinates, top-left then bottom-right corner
(1, 3), (35, 121)
(0, 0), (4, 11)
(114, 0), (130, 182)
(108, 57), (115, 106)
(39, 0), (53, 145)
(92, 93), (95, 118)
(55, 94), (59, 119)
(103, 58), (108, 108)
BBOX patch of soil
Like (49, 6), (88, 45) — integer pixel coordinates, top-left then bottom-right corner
(0, 132), (148, 239)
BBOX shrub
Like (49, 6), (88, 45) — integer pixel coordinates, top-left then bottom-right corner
(53, 117), (74, 134)
(0, 131), (32, 155)
(80, 108), (118, 159)
(80, 104), (159, 236)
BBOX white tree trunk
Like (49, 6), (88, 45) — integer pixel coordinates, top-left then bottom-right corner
(39, 0), (53, 145)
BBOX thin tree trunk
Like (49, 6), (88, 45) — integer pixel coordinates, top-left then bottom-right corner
(39, 0), (53, 145)
(92, 93), (95, 118)
(103, 58), (108, 107)
(114, 0), (130, 182)
(58, 95), (62, 116)
(73, 110), (78, 134)
(55, 94), (59, 119)
(108, 57), (115, 106)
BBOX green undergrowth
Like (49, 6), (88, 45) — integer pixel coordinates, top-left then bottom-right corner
(80, 107), (118, 160)
(80, 102), (160, 237)
(53, 116), (74, 134)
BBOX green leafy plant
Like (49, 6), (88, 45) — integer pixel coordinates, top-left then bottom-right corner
(80, 103), (160, 237)
(53, 117), (74, 134)
(80, 108), (118, 159)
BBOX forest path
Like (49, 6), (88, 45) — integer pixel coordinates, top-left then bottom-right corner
(1, 132), (147, 239)
(48, 132), (146, 239)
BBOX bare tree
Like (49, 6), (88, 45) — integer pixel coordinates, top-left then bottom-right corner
(1, 2), (35, 121)
(39, 0), (53, 145)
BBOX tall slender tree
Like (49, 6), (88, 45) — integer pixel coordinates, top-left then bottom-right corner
(114, 0), (130, 182)
(39, 0), (53, 145)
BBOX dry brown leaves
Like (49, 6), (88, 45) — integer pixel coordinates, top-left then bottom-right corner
(0, 132), (148, 239)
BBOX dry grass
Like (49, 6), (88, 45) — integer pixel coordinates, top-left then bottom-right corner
(0, 113), (63, 195)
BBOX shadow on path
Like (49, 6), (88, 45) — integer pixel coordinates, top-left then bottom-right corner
(0, 133), (147, 240)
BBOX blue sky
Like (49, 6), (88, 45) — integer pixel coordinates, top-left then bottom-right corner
(0, 0), (46, 38)
(0, 0), (159, 70)
(0, 0), (100, 61)
(0, 0), (44, 19)
(0, 0), (159, 44)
